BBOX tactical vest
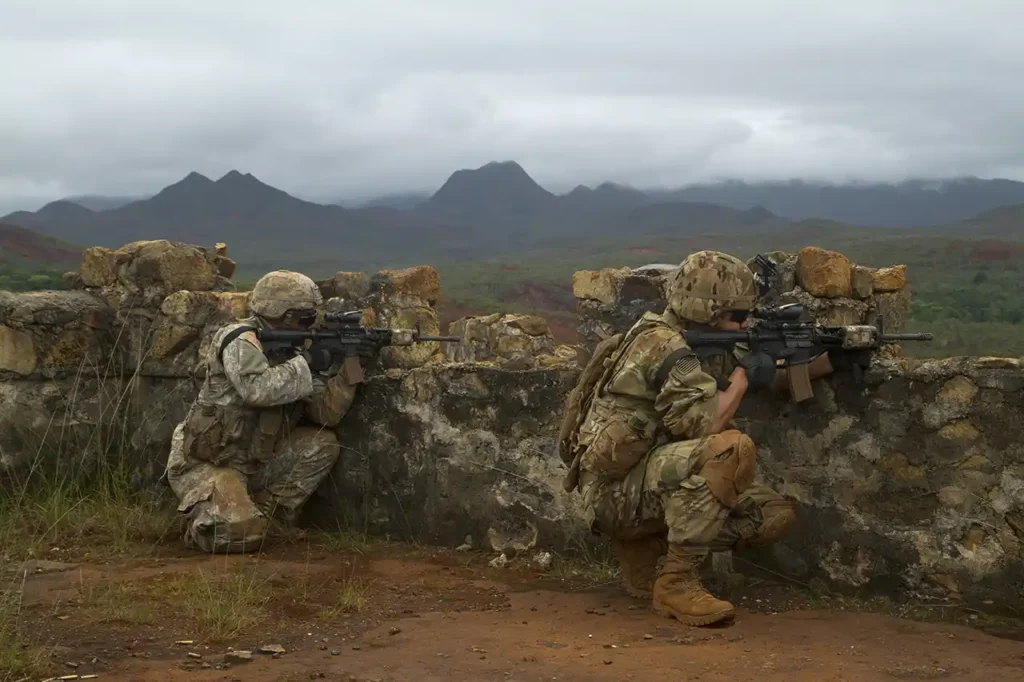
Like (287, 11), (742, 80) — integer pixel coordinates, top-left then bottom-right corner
(178, 322), (299, 470)
(562, 315), (672, 486)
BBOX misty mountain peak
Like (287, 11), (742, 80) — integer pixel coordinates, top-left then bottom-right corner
(429, 160), (555, 214)
(180, 171), (214, 186)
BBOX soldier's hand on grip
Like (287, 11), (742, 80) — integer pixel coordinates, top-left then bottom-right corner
(301, 347), (333, 372)
(738, 351), (777, 390)
(827, 348), (871, 371)
(355, 338), (379, 360)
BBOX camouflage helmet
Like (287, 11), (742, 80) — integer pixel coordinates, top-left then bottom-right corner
(666, 251), (757, 324)
(249, 270), (323, 320)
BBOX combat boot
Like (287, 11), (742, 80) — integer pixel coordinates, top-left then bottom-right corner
(610, 535), (667, 599)
(652, 544), (735, 626)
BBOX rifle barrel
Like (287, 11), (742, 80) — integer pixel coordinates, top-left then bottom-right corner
(881, 333), (933, 341)
(419, 335), (462, 342)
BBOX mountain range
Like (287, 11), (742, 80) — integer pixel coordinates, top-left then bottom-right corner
(5, 161), (1024, 274)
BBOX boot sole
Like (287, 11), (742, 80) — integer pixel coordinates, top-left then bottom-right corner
(653, 602), (736, 627)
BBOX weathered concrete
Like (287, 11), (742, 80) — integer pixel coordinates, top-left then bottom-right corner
(2, 241), (1023, 616)
(303, 364), (585, 553)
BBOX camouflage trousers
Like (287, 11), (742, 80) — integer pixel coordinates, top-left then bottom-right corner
(581, 430), (793, 550)
(166, 424), (341, 553)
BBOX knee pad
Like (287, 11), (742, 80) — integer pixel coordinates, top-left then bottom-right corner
(694, 430), (756, 508)
(188, 512), (268, 554)
(184, 468), (268, 554)
(747, 498), (795, 547)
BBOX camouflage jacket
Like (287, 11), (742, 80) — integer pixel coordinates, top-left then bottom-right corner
(175, 316), (357, 473)
(576, 308), (741, 480)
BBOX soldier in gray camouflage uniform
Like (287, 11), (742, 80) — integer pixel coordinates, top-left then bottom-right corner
(570, 251), (833, 626)
(164, 270), (371, 553)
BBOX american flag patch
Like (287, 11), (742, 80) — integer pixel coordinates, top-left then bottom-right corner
(240, 331), (262, 351)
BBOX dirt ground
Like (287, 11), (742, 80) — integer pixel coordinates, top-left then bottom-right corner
(4, 535), (1023, 682)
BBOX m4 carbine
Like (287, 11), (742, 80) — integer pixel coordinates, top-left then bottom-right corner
(258, 310), (461, 382)
(683, 303), (932, 401)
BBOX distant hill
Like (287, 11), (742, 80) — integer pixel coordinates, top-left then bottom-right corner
(344, 192), (430, 210)
(425, 160), (557, 218)
(955, 203), (1024, 238)
(2, 162), (788, 271)
(653, 178), (1024, 227)
(63, 194), (145, 211)
(6, 161), (1024, 274)
(0, 223), (81, 265)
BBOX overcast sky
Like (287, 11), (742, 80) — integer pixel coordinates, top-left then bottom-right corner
(2, 0), (1022, 213)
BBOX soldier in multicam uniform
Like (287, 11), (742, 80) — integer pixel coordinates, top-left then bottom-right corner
(570, 251), (833, 626)
(164, 270), (373, 553)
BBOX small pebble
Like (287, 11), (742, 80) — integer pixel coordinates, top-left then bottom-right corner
(331, 649), (341, 656)
(259, 644), (286, 655)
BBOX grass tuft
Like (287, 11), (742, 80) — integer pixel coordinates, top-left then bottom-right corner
(319, 572), (370, 619)
(546, 538), (620, 587)
(154, 567), (271, 642)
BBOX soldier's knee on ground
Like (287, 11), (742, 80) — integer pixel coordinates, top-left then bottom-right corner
(287, 426), (342, 463)
(746, 497), (795, 547)
(694, 430), (756, 508)
(183, 468), (268, 554)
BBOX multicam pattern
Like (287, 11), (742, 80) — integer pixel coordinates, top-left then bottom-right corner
(666, 250), (757, 324)
(578, 276), (792, 551)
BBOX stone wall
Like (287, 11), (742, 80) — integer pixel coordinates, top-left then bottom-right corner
(573, 247), (913, 345)
(2, 241), (1023, 615)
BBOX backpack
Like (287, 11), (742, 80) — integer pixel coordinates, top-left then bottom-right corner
(557, 333), (625, 465)
(556, 333), (627, 491)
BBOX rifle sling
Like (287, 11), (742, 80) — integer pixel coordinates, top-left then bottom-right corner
(654, 347), (699, 390)
(218, 325), (258, 363)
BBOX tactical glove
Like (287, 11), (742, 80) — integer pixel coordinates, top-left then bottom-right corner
(301, 347), (333, 372)
(827, 348), (871, 372)
(738, 351), (777, 390)
(355, 338), (379, 360)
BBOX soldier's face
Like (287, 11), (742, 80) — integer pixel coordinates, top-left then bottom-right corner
(715, 309), (750, 331)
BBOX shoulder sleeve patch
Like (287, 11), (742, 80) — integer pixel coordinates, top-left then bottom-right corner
(239, 331), (262, 352)
(654, 347), (700, 389)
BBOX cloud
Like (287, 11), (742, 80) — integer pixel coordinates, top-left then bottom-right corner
(2, 0), (1023, 211)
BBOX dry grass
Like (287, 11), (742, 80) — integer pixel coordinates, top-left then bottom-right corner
(152, 567), (272, 642)
(0, 571), (48, 681)
(75, 575), (159, 626)
(319, 571), (370, 619)
(547, 538), (620, 588)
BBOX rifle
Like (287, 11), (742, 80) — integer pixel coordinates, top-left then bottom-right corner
(683, 302), (932, 402)
(751, 253), (779, 301)
(257, 310), (461, 382)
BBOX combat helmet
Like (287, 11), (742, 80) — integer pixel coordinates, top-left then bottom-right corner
(249, 270), (323, 320)
(666, 251), (757, 324)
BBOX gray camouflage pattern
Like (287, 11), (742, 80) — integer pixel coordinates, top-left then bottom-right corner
(165, 316), (356, 553)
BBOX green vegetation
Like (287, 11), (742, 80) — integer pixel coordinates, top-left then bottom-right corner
(433, 229), (1024, 358)
(0, 370), (176, 678)
(0, 262), (66, 290)
(6, 223), (1024, 357)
